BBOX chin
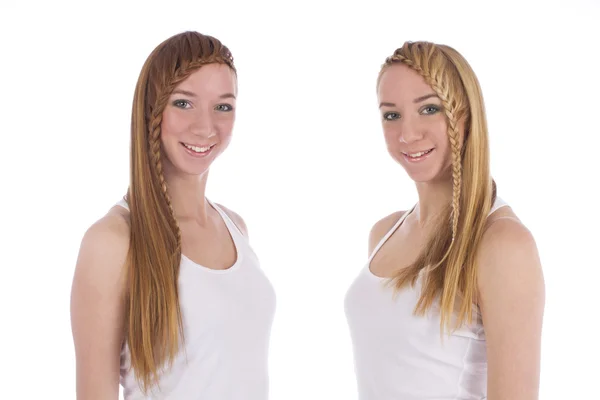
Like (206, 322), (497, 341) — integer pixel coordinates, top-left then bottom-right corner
(178, 160), (213, 177)
(406, 167), (452, 184)
(162, 157), (210, 178)
(397, 162), (444, 184)
(405, 171), (438, 183)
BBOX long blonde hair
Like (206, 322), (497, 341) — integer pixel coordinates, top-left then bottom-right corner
(379, 42), (496, 333)
(124, 31), (235, 392)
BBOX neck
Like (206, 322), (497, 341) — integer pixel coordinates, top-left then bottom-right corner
(413, 177), (453, 228)
(164, 166), (211, 224)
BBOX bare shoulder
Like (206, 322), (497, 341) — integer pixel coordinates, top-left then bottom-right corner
(70, 205), (131, 397)
(73, 205), (131, 299)
(79, 206), (130, 266)
(477, 206), (545, 303)
(479, 207), (539, 268)
(368, 210), (406, 256)
(216, 203), (248, 237)
(476, 207), (545, 397)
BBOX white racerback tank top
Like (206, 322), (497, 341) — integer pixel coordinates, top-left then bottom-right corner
(116, 198), (276, 400)
(344, 197), (508, 400)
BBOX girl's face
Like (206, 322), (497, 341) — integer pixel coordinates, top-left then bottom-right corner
(160, 63), (237, 178)
(377, 64), (463, 183)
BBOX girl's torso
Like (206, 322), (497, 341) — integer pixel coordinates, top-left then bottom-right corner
(116, 198), (277, 400)
(344, 197), (509, 400)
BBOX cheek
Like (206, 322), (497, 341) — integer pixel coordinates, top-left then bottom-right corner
(160, 110), (184, 139)
(426, 118), (451, 157)
(422, 119), (446, 154)
(382, 124), (397, 143)
(429, 117), (448, 141)
(215, 116), (235, 139)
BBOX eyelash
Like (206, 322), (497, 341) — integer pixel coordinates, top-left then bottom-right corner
(382, 105), (441, 121)
(215, 104), (234, 112)
(422, 105), (440, 115)
(172, 100), (234, 112)
(383, 112), (400, 121)
(173, 99), (191, 109)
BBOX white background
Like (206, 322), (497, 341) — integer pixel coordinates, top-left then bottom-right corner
(1, 0), (599, 399)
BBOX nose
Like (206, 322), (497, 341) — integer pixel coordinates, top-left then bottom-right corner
(398, 118), (424, 144)
(188, 110), (216, 138)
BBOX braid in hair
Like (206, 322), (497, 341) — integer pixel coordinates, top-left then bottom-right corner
(148, 89), (181, 258)
(126, 31), (237, 393)
(388, 42), (463, 249)
(380, 41), (495, 335)
(148, 54), (234, 260)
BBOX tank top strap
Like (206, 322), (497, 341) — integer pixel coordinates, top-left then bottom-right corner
(366, 197), (508, 267)
(116, 196), (129, 211)
(489, 196), (508, 215)
(368, 204), (416, 262)
(115, 197), (243, 235)
(207, 199), (245, 237)
(114, 197), (243, 236)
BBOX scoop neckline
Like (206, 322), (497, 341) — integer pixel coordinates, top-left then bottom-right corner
(180, 200), (243, 274)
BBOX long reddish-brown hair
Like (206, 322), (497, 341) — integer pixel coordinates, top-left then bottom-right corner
(378, 42), (496, 334)
(123, 31), (235, 392)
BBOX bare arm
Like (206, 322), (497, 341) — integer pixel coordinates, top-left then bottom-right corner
(478, 218), (545, 400)
(70, 212), (130, 400)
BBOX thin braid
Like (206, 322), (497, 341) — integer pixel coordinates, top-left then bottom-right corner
(380, 41), (493, 335)
(126, 32), (239, 392)
(446, 113), (462, 241)
(388, 49), (463, 241)
(148, 111), (181, 255)
(147, 59), (226, 256)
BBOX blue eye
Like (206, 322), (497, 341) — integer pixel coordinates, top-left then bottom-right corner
(383, 112), (400, 121)
(215, 104), (233, 112)
(173, 99), (191, 109)
(421, 105), (440, 115)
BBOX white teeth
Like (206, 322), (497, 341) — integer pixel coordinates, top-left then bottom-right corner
(406, 149), (432, 158)
(184, 143), (212, 153)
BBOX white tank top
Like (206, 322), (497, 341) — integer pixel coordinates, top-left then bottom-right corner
(116, 198), (276, 400)
(344, 197), (508, 400)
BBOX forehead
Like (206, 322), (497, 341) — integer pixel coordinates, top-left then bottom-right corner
(377, 63), (433, 100)
(175, 63), (237, 95)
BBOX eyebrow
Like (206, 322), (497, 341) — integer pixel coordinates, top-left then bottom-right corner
(172, 89), (197, 97)
(378, 93), (439, 108)
(171, 89), (236, 100)
(414, 93), (437, 103)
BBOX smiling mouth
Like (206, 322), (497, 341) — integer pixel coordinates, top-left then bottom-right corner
(181, 142), (215, 153)
(402, 148), (434, 159)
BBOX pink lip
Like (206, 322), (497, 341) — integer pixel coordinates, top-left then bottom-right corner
(402, 147), (434, 155)
(182, 142), (216, 148)
(402, 148), (434, 163)
(180, 142), (215, 158)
